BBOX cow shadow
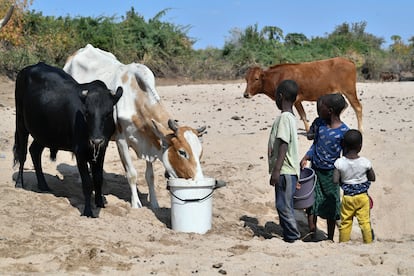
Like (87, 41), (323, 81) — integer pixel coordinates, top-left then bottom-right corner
(11, 168), (97, 216)
(100, 164), (172, 227)
(152, 207), (172, 229)
(240, 210), (327, 242)
(11, 164), (171, 226)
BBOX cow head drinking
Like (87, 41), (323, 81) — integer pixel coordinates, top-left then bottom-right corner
(152, 119), (206, 180)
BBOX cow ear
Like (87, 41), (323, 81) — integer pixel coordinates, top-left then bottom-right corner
(152, 119), (171, 146)
(167, 119), (179, 133)
(112, 87), (123, 104)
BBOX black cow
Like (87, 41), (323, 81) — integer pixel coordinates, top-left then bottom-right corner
(13, 62), (123, 217)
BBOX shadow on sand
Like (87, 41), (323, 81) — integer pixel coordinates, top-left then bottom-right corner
(240, 210), (328, 242)
(11, 163), (172, 227)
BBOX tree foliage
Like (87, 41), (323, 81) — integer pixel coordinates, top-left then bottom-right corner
(0, 0), (413, 80)
(0, 0), (32, 45)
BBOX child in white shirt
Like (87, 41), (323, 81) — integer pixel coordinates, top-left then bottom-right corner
(333, 129), (376, 243)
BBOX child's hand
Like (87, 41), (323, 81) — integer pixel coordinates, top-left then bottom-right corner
(300, 157), (308, 168)
(306, 132), (315, 140)
(296, 182), (301, 190)
(269, 172), (280, 187)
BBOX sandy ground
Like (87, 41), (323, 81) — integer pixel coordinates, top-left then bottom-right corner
(0, 75), (414, 275)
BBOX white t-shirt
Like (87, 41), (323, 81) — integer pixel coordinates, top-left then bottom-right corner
(334, 156), (372, 185)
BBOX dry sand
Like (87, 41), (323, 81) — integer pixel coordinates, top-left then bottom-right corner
(0, 76), (413, 275)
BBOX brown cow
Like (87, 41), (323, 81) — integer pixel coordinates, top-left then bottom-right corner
(244, 57), (363, 132)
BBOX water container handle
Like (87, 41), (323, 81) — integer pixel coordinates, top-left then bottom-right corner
(214, 180), (226, 190)
(168, 180), (226, 203)
(169, 189), (214, 203)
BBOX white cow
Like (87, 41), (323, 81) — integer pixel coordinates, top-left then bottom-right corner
(64, 44), (206, 209)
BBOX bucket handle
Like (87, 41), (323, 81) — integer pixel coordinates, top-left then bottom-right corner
(169, 189), (214, 203)
(168, 180), (226, 203)
(293, 174), (317, 200)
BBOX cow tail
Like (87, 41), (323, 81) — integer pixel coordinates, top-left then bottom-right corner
(13, 72), (23, 169)
(12, 139), (18, 169)
(12, 130), (24, 169)
(13, 68), (28, 169)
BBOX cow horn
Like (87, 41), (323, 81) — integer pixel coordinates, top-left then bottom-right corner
(0, 5), (14, 29)
(197, 125), (207, 134)
(168, 119), (178, 132)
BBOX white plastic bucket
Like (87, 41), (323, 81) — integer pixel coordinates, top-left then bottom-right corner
(167, 178), (216, 234)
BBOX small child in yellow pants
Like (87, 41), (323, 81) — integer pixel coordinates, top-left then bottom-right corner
(333, 129), (376, 243)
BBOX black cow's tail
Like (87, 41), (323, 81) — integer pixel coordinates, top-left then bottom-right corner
(12, 140), (18, 169)
(13, 67), (29, 169)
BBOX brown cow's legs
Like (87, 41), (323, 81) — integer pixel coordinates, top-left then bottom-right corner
(294, 101), (310, 132)
(344, 92), (363, 132)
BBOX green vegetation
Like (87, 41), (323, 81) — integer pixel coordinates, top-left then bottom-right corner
(1, 1), (413, 81)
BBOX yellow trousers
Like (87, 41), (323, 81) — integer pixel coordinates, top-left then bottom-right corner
(339, 193), (373, 243)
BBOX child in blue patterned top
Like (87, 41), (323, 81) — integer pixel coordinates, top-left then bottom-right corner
(300, 93), (349, 241)
(333, 129), (376, 243)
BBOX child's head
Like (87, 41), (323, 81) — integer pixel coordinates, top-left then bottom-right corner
(343, 129), (363, 153)
(275, 80), (298, 109)
(325, 93), (348, 115)
(317, 93), (348, 118)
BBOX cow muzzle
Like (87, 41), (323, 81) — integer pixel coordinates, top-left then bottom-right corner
(243, 91), (251, 98)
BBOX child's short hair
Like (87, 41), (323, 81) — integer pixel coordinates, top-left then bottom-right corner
(322, 93), (348, 115)
(276, 80), (298, 102)
(343, 129), (362, 151)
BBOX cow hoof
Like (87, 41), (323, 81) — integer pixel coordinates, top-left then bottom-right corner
(95, 195), (106, 208)
(82, 210), (96, 218)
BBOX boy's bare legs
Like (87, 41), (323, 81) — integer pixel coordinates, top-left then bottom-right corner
(307, 213), (317, 233)
(307, 210), (336, 241)
(305, 208), (317, 241)
(327, 219), (336, 241)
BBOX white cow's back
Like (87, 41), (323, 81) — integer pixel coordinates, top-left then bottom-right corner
(64, 44), (160, 106)
(64, 44), (122, 86)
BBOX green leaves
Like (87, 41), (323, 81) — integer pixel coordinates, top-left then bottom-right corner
(0, 4), (413, 81)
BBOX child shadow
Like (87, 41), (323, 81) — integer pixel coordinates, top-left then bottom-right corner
(240, 210), (328, 242)
(240, 215), (283, 239)
(294, 209), (328, 242)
